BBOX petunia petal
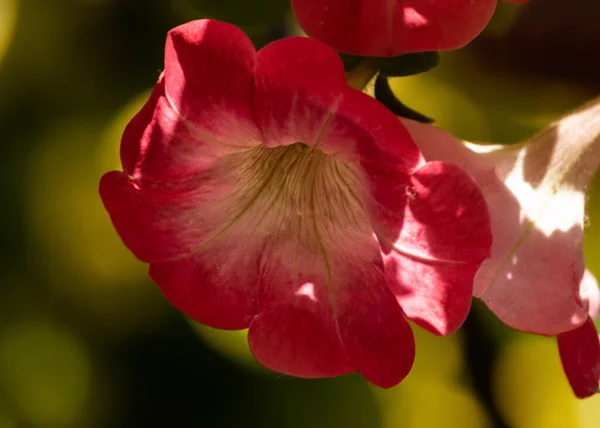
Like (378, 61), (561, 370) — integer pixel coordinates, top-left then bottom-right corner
(149, 223), (262, 330)
(99, 171), (208, 262)
(334, 88), (424, 171)
(119, 20), (265, 194)
(163, 19), (261, 145)
(248, 216), (414, 386)
(378, 161), (492, 336)
(120, 76), (165, 177)
(252, 36), (348, 148)
(119, 78), (255, 193)
(291, 0), (497, 57)
(99, 169), (243, 263)
(557, 318), (600, 398)
(247, 247), (355, 379)
(337, 277), (415, 388)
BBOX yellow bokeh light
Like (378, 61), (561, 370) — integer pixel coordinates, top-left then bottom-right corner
(97, 89), (151, 173)
(390, 51), (588, 144)
(582, 170), (600, 283)
(0, 0), (17, 66)
(0, 320), (91, 428)
(371, 324), (489, 427)
(0, 414), (17, 428)
(493, 335), (600, 428)
(390, 71), (490, 142)
(26, 110), (166, 333)
(374, 379), (491, 428)
(409, 323), (464, 382)
(27, 119), (145, 283)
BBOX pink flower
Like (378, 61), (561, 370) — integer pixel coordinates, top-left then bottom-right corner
(291, 0), (529, 57)
(99, 20), (491, 387)
(401, 97), (600, 397)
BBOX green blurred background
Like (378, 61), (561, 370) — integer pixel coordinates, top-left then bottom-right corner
(0, 0), (599, 427)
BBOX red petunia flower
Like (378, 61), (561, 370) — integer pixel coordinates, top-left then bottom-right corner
(291, 0), (529, 57)
(99, 20), (491, 387)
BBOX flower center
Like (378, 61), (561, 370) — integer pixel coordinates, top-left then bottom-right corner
(232, 142), (368, 244)
(295, 142), (313, 153)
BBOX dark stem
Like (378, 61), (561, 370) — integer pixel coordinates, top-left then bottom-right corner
(462, 309), (510, 428)
(373, 76), (434, 123)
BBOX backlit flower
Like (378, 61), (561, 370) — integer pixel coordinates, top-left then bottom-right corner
(291, 0), (529, 57)
(401, 97), (600, 396)
(100, 20), (492, 386)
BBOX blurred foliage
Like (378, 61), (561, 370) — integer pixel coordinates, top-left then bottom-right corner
(584, 172), (600, 287)
(0, 0), (16, 66)
(0, 320), (91, 428)
(372, 326), (491, 428)
(25, 115), (168, 337)
(390, 50), (589, 143)
(493, 336), (600, 428)
(0, 0), (599, 427)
